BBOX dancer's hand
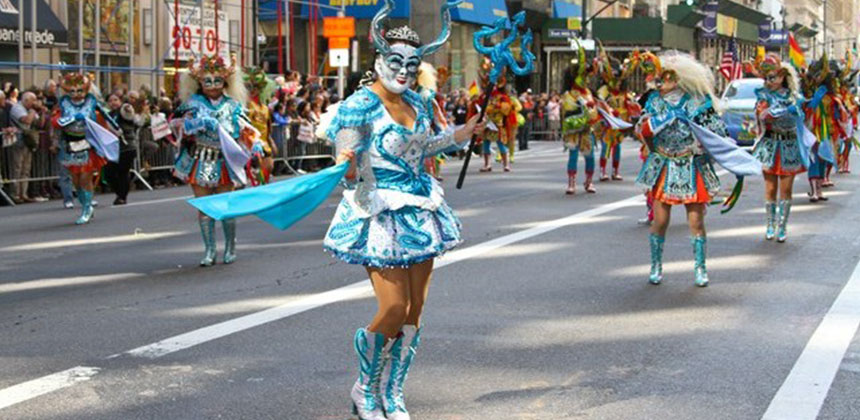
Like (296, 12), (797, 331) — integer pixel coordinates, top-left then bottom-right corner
(337, 149), (357, 179)
(455, 115), (487, 142)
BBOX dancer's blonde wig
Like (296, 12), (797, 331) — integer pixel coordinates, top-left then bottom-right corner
(781, 63), (800, 98)
(417, 62), (438, 96)
(659, 51), (717, 102)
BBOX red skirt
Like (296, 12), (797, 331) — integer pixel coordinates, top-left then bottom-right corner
(652, 167), (712, 205)
(65, 150), (107, 175)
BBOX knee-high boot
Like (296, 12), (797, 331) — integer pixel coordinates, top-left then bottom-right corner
(777, 200), (791, 243)
(764, 201), (777, 240)
(566, 170), (576, 195)
(198, 215), (217, 267)
(649, 233), (664, 285)
(75, 189), (94, 225)
(382, 326), (421, 420)
(692, 235), (709, 287)
(351, 328), (392, 420)
(222, 219), (237, 264)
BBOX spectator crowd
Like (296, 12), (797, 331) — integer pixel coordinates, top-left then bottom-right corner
(0, 70), (565, 208)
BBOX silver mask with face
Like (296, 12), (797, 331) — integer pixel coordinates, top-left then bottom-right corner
(375, 44), (420, 95)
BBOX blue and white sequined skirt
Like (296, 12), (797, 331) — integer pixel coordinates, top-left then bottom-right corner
(323, 194), (462, 268)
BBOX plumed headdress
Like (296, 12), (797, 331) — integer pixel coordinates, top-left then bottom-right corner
(60, 72), (91, 93)
(178, 53), (247, 104)
(244, 66), (277, 103)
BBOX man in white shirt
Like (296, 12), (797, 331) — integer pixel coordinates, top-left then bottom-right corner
(9, 91), (39, 203)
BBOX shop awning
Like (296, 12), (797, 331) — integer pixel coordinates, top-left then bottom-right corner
(717, 0), (769, 24)
(451, 0), (508, 26)
(789, 23), (819, 39)
(552, 0), (582, 19)
(0, 0), (67, 46)
(593, 17), (663, 45)
(259, 0), (410, 21)
(666, 4), (705, 28)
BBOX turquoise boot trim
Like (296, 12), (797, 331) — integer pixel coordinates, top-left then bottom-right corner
(222, 219), (237, 264)
(649, 233), (665, 285)
(75, 190), (94, 225)
(350, 328), (390, 420)
(777, 200), (791, 243)
(382, 326), (421, 420)
(765, 201), (776, 240)
(692, 235), (709, 287)
(198, 216), (217, 267)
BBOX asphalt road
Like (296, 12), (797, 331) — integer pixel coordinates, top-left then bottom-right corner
(2, 141), (860, 420)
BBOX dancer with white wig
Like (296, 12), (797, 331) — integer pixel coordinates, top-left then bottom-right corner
(635, 51), (761, 287)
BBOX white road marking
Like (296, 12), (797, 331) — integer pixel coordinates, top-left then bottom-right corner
(762, 257), (860, 420)
(0, 231), (186, 252)
(119, 195), (192, 207)
(0, 186), (646, 411)
(0, 367), (100, 410)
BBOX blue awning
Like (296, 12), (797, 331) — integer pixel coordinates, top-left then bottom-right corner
(451, 0), (508, 26)
(258, 0), (410, 21)
(553, 0), (582, 19)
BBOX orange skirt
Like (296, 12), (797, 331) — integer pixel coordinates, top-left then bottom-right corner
(65, 150), (107, 175)
(762, 149), (806, 176)
(651, 167), (712, 205)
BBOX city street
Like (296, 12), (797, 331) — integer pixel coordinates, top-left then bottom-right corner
(2, 141), (860, 420)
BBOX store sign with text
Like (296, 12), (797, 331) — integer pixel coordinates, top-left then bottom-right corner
(168, 4), (229, 63)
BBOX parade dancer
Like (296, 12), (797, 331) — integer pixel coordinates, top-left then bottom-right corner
(324, 2), (483, 418)
(172, 54), (264, 266)
(244, 67), (278, 185)
(482, 76), (520, 172)
(561, 41), (599, 194)
(416, 62), (449, 180)
(596, 47), (641, 181)
(52, 72), (120, 225)
(635, 52), (760, 287)
(751, 54), (813, 242)
(802, 57), (844, 202)
(837, 53), (858, 174)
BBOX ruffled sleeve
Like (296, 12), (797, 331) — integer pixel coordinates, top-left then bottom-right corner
(326, 88), (383, 155)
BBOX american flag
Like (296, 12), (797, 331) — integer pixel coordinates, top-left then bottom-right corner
(720, 38), (743, 81)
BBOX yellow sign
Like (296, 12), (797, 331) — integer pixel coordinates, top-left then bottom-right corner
(323, 17), (356, 38)
(567, 17), (582, 30)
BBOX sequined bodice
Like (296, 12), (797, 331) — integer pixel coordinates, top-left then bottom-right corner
(760, 89), (797, 135)
(647, 93), (706, 156)
(59, 96), (98, 136)
(180, 94), (244, 148)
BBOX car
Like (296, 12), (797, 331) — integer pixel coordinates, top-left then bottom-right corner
(719, 78), (763, 148)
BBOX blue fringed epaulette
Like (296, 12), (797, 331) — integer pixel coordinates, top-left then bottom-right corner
(325, 88), (384, 141)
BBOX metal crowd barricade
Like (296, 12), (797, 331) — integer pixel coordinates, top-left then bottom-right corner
(526, 114), (556, 142)
(1, 142), (62, 206)
(271, 123), (336, 175)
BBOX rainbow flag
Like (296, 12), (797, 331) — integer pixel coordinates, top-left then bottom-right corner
(789, 33), (806, 69)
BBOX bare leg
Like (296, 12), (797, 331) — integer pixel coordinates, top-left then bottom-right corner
(763, 173), (778, 202)
(404, 260), (434, 327)
(779, 174), (795, 201)
(651, 201), (672, 237)
(366, 266), (411, 340)
(685, 203), (706, 237)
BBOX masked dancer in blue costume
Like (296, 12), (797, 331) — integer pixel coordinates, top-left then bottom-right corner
(636, 52), (761, 287)
(750, 54), (814, 242)
(171, 54), (264, 267)
(323, 1), (486, 418)
(52, 72), (120, 225)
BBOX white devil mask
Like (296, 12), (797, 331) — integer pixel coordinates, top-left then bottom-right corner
(375, 43), (421, 95)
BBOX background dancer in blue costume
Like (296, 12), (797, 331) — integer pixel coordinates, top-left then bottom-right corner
(635, 52), (761, 288)
(325, 1), (484, 419)
(749, 54), (813, 242)
(171, 54), (264, 267)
